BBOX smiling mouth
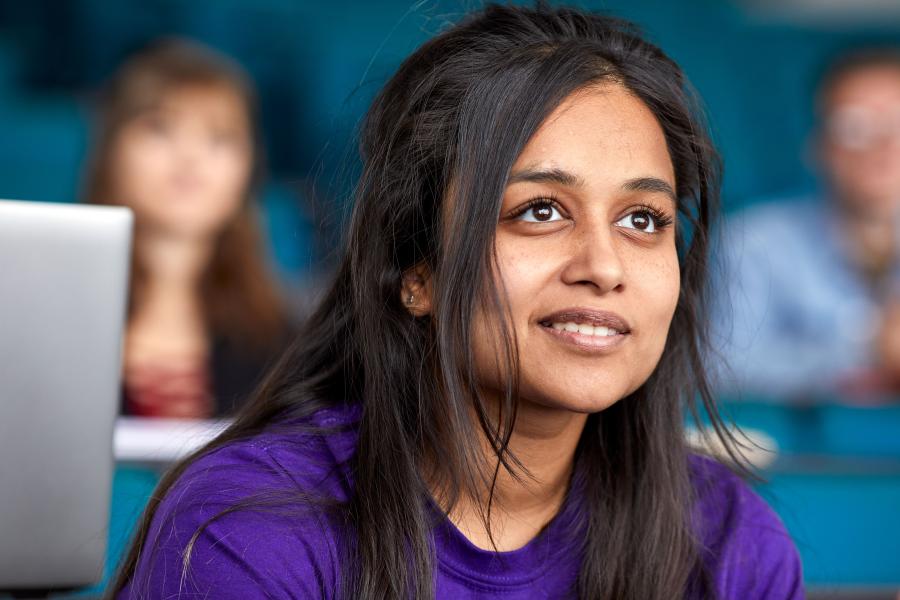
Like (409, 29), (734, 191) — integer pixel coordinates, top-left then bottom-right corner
(538, 309), (630, 350)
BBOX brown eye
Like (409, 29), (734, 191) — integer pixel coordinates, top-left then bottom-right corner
(136, 111), (171, 137)
(518, 201), (563, 223)
(632, 213), (650, 230)
(534, 204), (553, 221)
(615, 210), (657, 233)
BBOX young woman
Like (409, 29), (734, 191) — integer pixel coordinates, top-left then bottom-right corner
(112, 5), (802, 598)
(84, 39), (289, 418)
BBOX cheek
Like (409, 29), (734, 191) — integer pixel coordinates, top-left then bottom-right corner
(112, 139), (172, 209)
(207, 150), (252, 206)
(827, 148), (900, 208)
(630, 247), (680, 355)
(469, 237), (558, 390)
(495, 234), (561, 315)
(492, 237), (562, 366)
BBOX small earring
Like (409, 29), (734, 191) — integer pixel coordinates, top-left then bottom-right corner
(406, 294), (415, 305)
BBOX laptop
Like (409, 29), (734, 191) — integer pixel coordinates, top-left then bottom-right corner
(0, 199), (132, 591)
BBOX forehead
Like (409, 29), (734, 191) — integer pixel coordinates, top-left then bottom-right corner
(154, 84), (250, 123)
(512, 84), (675, 188)
(823, 64), (900, 108)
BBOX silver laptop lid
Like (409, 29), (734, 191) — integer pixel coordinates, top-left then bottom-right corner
(0, 199), (132, 589)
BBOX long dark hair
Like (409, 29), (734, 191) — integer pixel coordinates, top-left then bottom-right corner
(111, 5), (738, 599)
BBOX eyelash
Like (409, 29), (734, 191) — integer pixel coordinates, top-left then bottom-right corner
(507, 197), (675, 231)
(628, 203), (675, 231)
(506, 196), (567, 220)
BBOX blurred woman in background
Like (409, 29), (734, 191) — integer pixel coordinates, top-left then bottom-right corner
(85, 39), (289, 418)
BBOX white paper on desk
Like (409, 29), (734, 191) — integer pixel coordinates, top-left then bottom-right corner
(114, 417), (231, 463)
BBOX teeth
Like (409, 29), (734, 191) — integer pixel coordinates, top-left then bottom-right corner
(549, 322), (620, 337)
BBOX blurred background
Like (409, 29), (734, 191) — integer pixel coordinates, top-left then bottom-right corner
(0, 0), (899, 597)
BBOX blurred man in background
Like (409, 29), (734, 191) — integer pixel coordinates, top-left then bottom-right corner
(714, 48), (900, 402)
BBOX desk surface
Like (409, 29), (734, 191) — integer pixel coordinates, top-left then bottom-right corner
(113, 417), (229, 463)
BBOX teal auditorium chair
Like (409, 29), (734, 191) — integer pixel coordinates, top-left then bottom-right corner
(723, 400), (900, 589)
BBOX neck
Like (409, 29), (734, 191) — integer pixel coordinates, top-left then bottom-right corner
(130, 228), (214, 336)
(136, 228), (215, 289)
(836, 201), (898, 277)
(443, 396), (587, 551)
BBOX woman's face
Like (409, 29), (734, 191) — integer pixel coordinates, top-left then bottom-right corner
(473, 84), (680, 414)
(111, 84), (253, 239)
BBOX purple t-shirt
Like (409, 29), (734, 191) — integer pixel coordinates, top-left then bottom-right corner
(119, 405), (803, 598)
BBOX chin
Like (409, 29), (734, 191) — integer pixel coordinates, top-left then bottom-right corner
(520, 383), (635, 414)
(161, 213), (233, 237)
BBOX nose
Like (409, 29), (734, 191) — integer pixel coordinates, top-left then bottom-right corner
(173, 125), (208, 164)
(559, 225), (624, 294)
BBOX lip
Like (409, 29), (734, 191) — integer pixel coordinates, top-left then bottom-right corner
(537, 308), (631, 354)
(538, 308), (631, 331)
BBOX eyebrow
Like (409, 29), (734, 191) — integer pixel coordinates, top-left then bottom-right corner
(623, 177), (678, 205)
(507, 168), (585, 187)
(507, 168), (677, 204)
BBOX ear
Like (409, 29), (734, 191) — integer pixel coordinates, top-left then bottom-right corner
(400, 264), (433, 317)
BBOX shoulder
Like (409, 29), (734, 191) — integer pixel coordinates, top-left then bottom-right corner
(119, 404), (361, 599)
(689, 455), (804, 600)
